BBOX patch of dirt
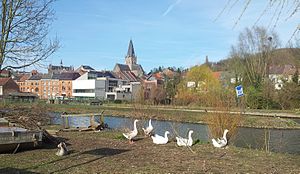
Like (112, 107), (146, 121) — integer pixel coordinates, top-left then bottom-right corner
(0, 131), (299, 173)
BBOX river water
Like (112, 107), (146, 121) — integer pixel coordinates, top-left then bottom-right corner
(49, 113), (300, 154)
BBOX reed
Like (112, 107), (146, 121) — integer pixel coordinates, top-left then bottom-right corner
(204, 92), (243, 141)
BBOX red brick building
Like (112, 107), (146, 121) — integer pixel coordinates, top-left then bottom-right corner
(0, 78), (20, 99)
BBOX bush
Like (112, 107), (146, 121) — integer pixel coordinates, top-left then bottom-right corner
(113, 100), (122, 104)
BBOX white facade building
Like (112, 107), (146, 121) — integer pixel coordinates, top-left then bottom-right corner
(106, 82), (141, 101)
(72, 72), (141, 101)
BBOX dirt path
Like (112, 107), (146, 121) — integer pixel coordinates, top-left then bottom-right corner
(0, 131), (299, 173)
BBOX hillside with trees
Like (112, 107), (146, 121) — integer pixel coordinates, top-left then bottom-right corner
(211, 48), (300, 72)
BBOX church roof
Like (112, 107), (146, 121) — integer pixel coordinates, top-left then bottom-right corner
(115, 63), (131, 71)
(131, 64), (145, 74)
(115, 71), (139, 82)
(127, 39), (136, 58)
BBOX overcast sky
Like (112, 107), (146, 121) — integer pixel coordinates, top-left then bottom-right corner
(45, 0), (300, 73)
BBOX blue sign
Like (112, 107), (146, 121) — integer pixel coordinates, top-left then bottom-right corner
(235, 85), (244, 97)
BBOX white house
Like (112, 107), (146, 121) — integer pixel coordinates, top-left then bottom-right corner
(72, 71), (141, 101)
(106, 82), (141, 101)
(269, 65), (300, 90)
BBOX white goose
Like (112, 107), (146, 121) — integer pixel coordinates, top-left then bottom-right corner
(212, 129), (229, 148)
(176, 130), (194, 147)
(142, 119), (154, 136)
(123, 119), (139, 144)
(151, 131), (170, 145)
(56, 142), (68, 156)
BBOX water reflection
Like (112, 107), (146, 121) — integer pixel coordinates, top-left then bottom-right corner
(49, 113), (300, 154)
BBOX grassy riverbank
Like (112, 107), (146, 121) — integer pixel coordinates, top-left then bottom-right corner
(1, 102), (299, 129)
(0, 129), (299, 173)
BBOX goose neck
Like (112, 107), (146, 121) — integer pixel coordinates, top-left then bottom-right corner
(133, 121), (138, 131)
(188, 131), (193, 139)
(223, 130), (228, 139)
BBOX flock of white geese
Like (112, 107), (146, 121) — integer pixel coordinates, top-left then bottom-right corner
(122, 119), (229, 148)
(56, 119), (229, 156)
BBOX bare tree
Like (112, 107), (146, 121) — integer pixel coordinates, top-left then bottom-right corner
(230, 26), (280, 87)
(0, 0), (58, 71)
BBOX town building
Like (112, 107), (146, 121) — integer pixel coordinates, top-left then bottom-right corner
(48, 60), (74, 74)
(58, 72), (81, 98)
(75, 65), (95, 75)
(113, 39), (144, 80)
(269, 65), (300, 89)
(72, 71), (141, 101)
(0, 70), (11, 78)
(0, 78), (20, 99)
(143, 73), (165, 102)
(17, 71), (80, 99)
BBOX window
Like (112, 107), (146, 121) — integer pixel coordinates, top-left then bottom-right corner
(108, 80), (118, 87)
(107, 94), (115, 100)
(88, 73), (97, 79)
(73, 89), (95, 93)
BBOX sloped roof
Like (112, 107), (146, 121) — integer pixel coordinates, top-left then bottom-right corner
(95, 71), (115, 78)
(49, 64), (73, 70)
(81, 65), (94, 71)
(74, 65), (95, 72)
(131, 64), (145, 74)
(146, 73), (162, 81)
(0, 78), (10, 86)
(51, 73), (61, 79)
(269, 65), (297, 75)
(28, 74), (43, 80)
(114, 71), (139, 82)
(115, 63), (131, 71)
(19, 74), (31, 82)
(213, 71), (222, 79)
(59, 72), (81, 80)
(9, 92), (38, 97)
(282, 65), (297, 75)
(0, 70), (10, 76)
(40, 74), (52, 79)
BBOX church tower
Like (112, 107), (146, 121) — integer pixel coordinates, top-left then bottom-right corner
(125, 39), (137, 68)
(113, 39), (144, 78)
(205, 55), (209, 65)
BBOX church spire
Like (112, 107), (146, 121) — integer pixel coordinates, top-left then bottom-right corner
(127, 39), (135, 58)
